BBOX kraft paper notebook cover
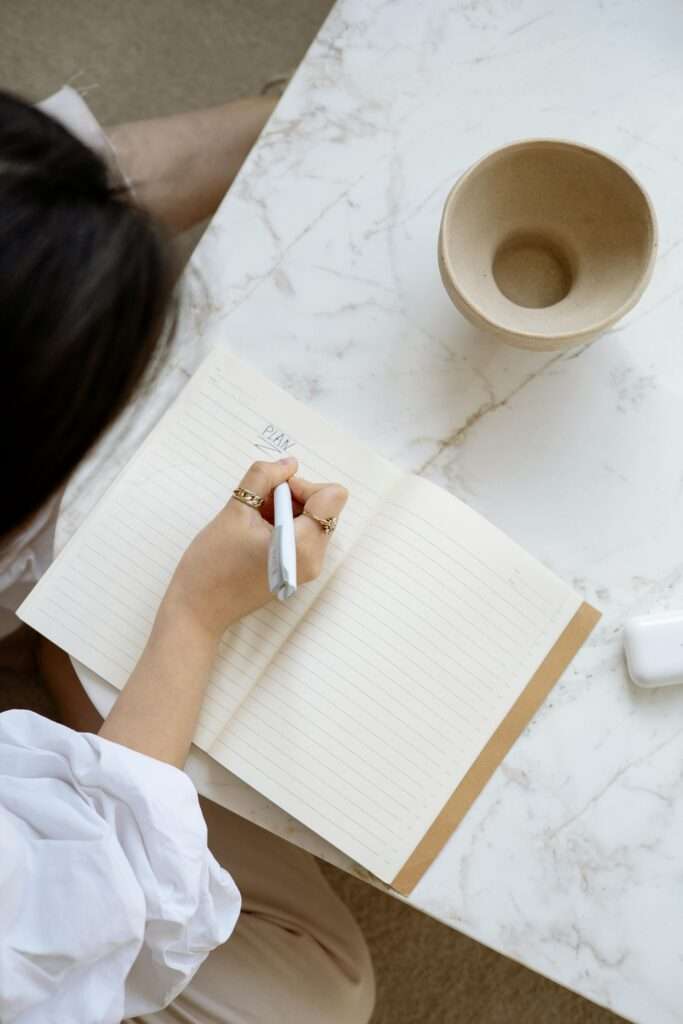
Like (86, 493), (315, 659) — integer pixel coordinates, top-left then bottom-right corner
(19, 347), (600, 895)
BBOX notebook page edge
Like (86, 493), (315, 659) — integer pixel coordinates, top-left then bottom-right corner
(390, 600), (601, 895)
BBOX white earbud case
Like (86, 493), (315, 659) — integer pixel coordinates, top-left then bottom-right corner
(624, 611), (683, 688)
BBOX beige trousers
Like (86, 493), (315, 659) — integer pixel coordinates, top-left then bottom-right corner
(134, 799), (375, 1024)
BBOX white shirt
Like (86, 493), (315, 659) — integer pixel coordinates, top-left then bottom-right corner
(0, 711), (241, 1023)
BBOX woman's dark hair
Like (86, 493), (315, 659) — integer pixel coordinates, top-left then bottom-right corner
(0, 90), (175, 538)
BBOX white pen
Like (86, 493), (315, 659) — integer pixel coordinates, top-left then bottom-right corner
(268, 482), (297, 601)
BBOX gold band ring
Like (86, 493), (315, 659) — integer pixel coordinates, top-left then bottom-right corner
(233, 487), (265, 510)
(304, 510), (337, 535)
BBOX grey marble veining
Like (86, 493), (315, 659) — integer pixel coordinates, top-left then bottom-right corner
(61, 2), (683, 1021)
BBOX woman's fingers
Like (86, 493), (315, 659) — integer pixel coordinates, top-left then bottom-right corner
(289, 475), (345, 506)
(288, 476), (318, 505)
(302, 482), (349, 519)
(294, 481), (349, 581)
(226, 464), (348, 581)
(229, 457), (298, 517)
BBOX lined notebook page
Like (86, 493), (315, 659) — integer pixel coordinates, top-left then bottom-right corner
(19, 348), (400, 754)
(212, 473), (582, 882)
(19, 345), (586, 885)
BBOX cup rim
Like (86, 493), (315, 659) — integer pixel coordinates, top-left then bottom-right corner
(438, 138), (658, 344)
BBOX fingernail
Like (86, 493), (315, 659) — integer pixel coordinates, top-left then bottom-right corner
(279, 456), (296, 466)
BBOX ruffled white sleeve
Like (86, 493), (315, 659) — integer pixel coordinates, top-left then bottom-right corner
(0, 710), (240, 1024)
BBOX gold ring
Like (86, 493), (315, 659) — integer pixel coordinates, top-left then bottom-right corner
(304, 510), (337, 535)
(233, 486), (264, 509)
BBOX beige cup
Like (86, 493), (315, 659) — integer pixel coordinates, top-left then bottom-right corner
(438, 140), (657, 351)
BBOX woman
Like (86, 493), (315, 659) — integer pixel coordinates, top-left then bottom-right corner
(0, 89), (374, 1023)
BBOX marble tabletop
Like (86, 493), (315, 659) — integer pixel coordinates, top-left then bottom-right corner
(59, 1), (683, 1021)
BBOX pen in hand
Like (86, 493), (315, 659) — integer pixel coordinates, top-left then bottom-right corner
(268, 482), (297, 600)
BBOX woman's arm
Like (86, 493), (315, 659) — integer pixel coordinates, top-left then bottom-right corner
(99, 458), (347, 768)
(107, 96), (277, 233)
(97, 596), (217, 768)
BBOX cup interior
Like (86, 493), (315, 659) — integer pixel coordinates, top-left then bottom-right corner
(440, 141), (656, 346)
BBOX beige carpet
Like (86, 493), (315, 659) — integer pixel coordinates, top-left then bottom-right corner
(0, 3), (625, 1021)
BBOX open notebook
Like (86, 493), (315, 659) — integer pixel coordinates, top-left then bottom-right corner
(19, 347), (599, 894)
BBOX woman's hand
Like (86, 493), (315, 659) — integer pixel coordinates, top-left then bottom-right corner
(166, 457), (348, 640)
(100, 457), (348, 766)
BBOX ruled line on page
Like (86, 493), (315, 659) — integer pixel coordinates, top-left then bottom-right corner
(341, 552), (521, 659)
(353, 528), (541, 640)
(215, 719), (402, 844)
(259, 602), (485, 745)
(364, 514), (547, 630)
(214, 630), (452, 778)
(215, 736), (384, 859)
